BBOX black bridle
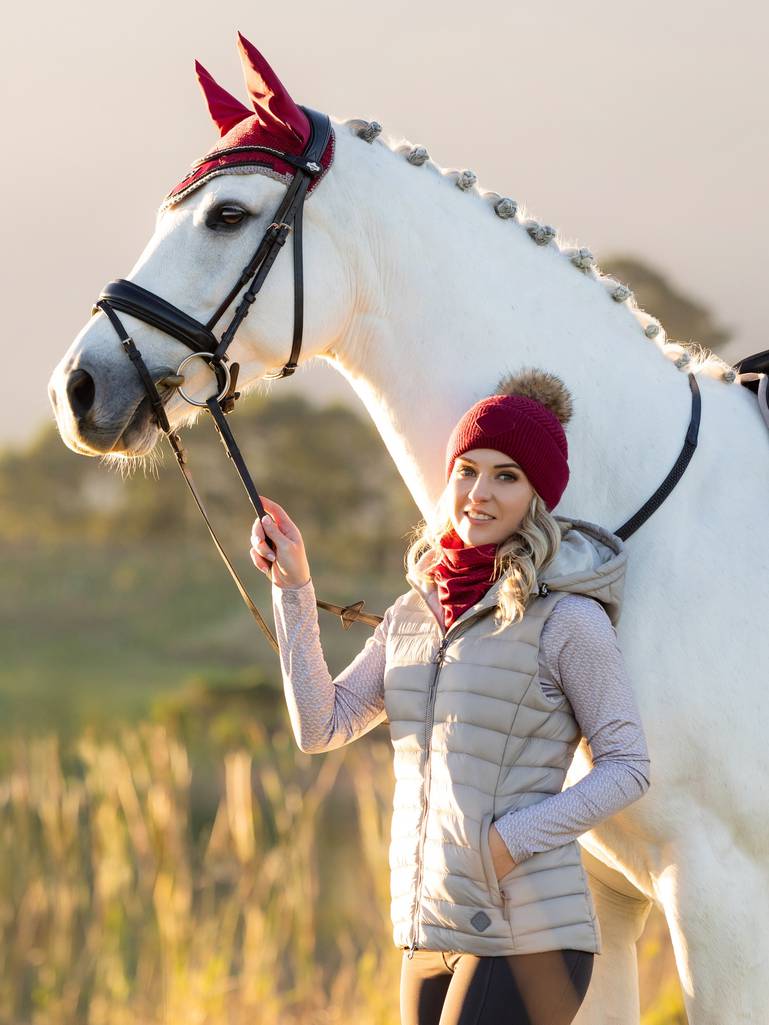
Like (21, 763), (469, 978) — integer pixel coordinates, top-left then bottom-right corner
(94, 108), (381, 652)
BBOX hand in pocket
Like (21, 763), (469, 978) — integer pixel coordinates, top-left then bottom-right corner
(489, 822), (517, 881)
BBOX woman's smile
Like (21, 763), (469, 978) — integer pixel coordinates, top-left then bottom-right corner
(465, 509), (495, 523)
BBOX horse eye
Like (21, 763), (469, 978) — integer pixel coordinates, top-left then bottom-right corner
(207, 204), (249, 229)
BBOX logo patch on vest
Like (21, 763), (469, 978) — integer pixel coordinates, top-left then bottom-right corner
(470, 911), (491, 933)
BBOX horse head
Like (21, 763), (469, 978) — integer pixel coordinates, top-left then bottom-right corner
(49, 34), (352, 458)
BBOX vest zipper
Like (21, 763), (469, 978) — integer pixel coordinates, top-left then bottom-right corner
(407, 637), (447, 959)
(406, 604), (497, 959)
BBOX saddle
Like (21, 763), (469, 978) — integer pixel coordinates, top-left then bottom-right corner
(734, 348), (769, 430)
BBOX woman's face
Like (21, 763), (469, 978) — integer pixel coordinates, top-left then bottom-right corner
(447, 448), (537, 546)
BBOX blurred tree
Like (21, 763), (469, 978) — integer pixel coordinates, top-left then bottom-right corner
(0, 394), (418, 562)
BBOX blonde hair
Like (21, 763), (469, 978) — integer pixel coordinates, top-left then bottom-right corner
(404, 486), (563, 631)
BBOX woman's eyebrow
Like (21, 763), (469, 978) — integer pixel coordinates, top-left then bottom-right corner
(458, 459), (522, 470)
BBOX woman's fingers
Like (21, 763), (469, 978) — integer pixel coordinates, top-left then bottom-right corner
(251, 503), (301, 553)
(250, 507), (291, 564)
(258, 496), (301, 541)
(249, 497), (310, 589)
(249, 547), (274, 576)
(259, 495), (285, 517)
(250, 509), (282, 545)
(260, 516), (282, 555)
(251, 527), (277, 560)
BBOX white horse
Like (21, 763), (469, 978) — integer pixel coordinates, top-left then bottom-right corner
(48, 46), (769, 1024)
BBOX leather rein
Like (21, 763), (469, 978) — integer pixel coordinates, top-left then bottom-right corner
(92, 103), (707, 654)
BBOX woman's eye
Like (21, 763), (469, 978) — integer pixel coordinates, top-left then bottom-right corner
(207, 204), (249, 230)
(457, 466), (517, 481)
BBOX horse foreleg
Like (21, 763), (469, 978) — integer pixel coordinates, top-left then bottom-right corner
(654, 824), (769, 1025)
(573, 848), (653, 1025)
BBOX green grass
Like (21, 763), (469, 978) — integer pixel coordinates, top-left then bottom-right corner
(0, 538), (406, 740)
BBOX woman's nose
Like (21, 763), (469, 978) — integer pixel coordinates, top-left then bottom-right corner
(468, 475), (491, 500)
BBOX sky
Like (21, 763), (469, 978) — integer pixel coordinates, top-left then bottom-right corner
(2, 0), (767, 447)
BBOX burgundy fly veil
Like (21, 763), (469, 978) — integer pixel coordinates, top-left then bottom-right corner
(164, 32), (334, 209)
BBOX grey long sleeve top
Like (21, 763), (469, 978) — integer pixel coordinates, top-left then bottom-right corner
(271, 578), (651, 865)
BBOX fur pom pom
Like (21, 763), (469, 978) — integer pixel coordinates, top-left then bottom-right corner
(495, 366), (573, 427)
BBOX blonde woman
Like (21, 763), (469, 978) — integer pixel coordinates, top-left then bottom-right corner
(249, 368), (650, 1025)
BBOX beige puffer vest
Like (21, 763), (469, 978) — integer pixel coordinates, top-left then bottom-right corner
(383, 517), (626, 957)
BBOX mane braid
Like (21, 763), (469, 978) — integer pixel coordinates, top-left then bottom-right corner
(340, 118), (736, 387)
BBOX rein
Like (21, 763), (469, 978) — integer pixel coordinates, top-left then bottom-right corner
(92, 102), (716, 655)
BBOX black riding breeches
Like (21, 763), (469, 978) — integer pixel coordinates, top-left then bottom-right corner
(400, 947), (594, 1025)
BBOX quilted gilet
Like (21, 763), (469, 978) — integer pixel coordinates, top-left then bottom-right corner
(383, 517), (627, 956)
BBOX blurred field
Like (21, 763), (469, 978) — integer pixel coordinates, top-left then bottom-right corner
(0, 394), (414, 742)
(0, 725), (684, 1025)
(0, 723), (401, 1024)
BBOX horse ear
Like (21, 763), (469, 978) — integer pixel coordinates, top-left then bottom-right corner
(235, 32), (310, 147)
(195, 60), (252, 136)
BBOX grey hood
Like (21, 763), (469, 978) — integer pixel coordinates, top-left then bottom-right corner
(539, 517), (626, 625)
(408, 516), (627, 627)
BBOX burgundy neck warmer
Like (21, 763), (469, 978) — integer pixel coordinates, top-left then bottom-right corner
(431, 527), (499, 630)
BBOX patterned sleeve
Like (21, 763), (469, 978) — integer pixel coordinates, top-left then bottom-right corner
(493, 593), (651, 865)
(271, 577), (395, 753)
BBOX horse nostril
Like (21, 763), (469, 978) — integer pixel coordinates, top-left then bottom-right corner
(67, 368), (96, 418)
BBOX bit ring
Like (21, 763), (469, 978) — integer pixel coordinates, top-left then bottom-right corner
(175, 352), (231, 407)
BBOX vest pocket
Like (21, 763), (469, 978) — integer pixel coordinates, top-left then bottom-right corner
(496, 840), (592, 951)
(499, 838), (582, 885)
(478, 811), (503, 907)
(497, 862), (520, 889)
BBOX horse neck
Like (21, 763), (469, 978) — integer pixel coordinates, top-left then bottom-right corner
(322, 126), (691, 526)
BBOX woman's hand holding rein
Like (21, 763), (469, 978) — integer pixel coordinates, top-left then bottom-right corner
(249, 496), (312, 589)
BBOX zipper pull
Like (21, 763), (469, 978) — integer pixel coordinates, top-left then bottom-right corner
(407, 937), (417, 959)
(434, 640), (448, 665)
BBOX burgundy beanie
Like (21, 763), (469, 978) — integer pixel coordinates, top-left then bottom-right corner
(444, 370), (572, 511)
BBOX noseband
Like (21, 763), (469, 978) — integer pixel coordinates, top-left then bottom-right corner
(93, 108), (382, 651)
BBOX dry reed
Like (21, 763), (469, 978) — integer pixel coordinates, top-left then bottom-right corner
(0, 724), (401, 1025)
